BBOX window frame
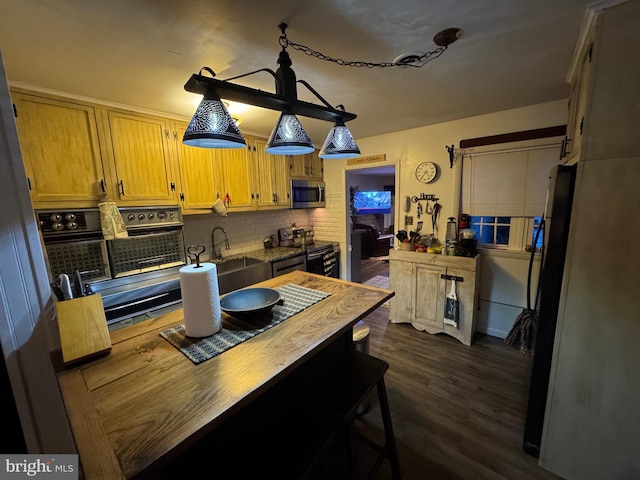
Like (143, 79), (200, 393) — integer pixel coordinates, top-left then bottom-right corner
(470, 216), (542, 252)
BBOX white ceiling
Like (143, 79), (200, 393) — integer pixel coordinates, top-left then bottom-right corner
(0, 0), (595, 145)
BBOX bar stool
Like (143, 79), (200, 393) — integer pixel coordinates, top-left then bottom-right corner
(352, 321), (372, 416)
(308, 349), (402, 480)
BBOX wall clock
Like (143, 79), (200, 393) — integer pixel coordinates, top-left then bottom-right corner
(415, 161), (438, 183)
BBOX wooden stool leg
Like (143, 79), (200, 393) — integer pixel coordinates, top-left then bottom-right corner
(377, 377), (402, 480)
(348, 420), (358, 479)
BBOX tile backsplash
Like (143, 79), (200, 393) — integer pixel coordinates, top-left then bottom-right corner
(183, 209), (312, 260)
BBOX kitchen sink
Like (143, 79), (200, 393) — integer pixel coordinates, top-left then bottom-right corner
(213, 257), (271, 294)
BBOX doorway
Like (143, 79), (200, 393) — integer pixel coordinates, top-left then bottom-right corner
(345, 165), (397, 286)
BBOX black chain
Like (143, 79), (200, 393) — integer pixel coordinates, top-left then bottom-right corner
(279, 34), (448, 68)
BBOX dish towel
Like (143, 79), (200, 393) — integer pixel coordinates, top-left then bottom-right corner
(98, 201), (128, 239)
(212, 198), (228, 216)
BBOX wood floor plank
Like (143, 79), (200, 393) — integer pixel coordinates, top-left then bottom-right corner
(352, 269), (562, 480)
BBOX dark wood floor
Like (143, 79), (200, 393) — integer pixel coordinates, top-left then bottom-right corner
(360, 258), (390, 283)
(353, 260), (562, 480)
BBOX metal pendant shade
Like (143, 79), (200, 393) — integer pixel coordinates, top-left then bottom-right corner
(265, 113), (315, 155)
(319, 122), (361, 159)
(183, 94), (246, 148)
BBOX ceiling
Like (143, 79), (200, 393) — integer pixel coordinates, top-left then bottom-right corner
(0, 0), (594, 146)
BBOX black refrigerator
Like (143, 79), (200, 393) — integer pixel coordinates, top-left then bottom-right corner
(523, 164), (577, 458)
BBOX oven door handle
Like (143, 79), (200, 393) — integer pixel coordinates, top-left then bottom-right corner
(307, 249), (333, 261)
(104, 293), (170, 312)
(137, 255), (172, 266)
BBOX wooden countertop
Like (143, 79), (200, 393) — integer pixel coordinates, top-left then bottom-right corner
(57, 271), (393, 479)
(389, 248), (480, 268)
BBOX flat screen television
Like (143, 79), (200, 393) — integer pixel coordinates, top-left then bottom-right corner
(353, 191), (391, 215)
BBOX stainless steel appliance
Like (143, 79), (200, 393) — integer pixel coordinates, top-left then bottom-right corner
(278, 226), (303, 247)
(523, 164), (576, 458)
(271, 252), (307, 277)
(306, 242), (340, 278)
(37, 206), (186, 327)
(290, 180), (326, 209)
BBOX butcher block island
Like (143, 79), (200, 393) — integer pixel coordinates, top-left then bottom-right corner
(57, 271), (393, 479)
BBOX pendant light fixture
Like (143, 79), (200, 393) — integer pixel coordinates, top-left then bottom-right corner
(183, 24), (356, 156)
(319, 118), (361, 159)
(266, 112), (315, 154)
(183, 23), (460, 157)
(183, 84), (246, 148)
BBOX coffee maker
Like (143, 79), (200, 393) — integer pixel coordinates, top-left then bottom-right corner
(278, 227), (304, 247)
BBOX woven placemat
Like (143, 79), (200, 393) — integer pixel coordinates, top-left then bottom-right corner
(160, 284), (330, 364)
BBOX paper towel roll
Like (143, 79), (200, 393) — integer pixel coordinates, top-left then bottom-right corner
(179, 263), (222, 337)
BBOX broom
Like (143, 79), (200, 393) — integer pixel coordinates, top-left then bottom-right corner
(505, 217), (545, 356)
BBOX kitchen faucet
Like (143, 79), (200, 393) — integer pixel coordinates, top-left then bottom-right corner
(211, 226), (230, 260)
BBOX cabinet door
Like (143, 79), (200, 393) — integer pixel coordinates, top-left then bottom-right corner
(105, 110), (176, 204)
(251, 137), (289, 209)
(12, 92), (107, 205)
(173, 122), (224, 211)
(442, 266), (477, 346)
(414, 264), (444, 331)
(306, 151), (323, 179)
(565, 30), (595, 164)
(389, 259), (414, 323)
(213, 147), (254, 210)
(289, 151), (323, 180)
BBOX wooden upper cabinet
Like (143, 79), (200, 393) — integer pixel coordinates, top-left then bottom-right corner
(565, 43), (592, 163)
(212, 145), (254, 210)
(103, 110), (176, 205)
(251, 137), (289, 209)
(563, 22), (595, 165)
(289, 150), (323, 180)
(173, 122), (223, 212)
(12, 92), (108, 206)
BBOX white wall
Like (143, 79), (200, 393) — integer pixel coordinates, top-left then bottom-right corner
(0, 52), (75, 453)
(321, 99), (568, 338)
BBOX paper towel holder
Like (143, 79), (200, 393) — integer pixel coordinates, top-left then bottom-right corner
(187, 244), (206, 268)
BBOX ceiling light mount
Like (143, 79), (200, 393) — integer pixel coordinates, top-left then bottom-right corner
(433, 27), (463, 47)
(280, 25), (462, 69)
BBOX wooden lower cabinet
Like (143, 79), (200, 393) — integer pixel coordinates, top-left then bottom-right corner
(389, 250), (480, 346)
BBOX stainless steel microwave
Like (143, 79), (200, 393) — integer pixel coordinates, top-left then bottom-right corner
(290, 180), (326, 208)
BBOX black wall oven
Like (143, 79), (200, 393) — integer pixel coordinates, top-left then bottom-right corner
(37, 206), (186, 328)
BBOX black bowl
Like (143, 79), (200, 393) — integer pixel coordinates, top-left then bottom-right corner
(220, 288), (283, 318)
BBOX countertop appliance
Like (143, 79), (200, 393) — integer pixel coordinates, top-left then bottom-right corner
(37, 206), (186, 327)
(291, 180), (326, 209)
(278, 226), (308, 247)
(523, 164), (576, 458)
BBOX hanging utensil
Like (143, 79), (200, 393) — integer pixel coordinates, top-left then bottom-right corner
(187, 244), (206, 268)
(58, 274), (73, 300)
(73, 270), (84, 298)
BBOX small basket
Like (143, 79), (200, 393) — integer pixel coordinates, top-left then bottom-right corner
(399, 242), (415, 251)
